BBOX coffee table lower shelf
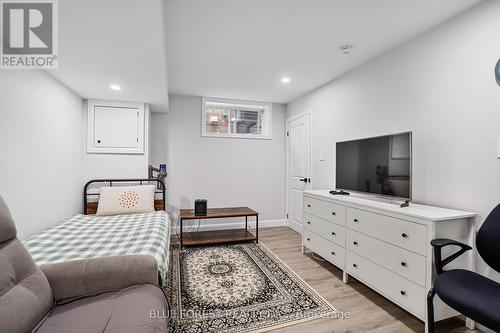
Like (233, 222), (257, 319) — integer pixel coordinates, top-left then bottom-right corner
(181, 229), (256, 247)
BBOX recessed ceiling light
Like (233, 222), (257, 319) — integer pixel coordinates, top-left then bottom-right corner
(110, 84), (121, 91)
(338, 45), (354, 56)
(281, 77), (291, 84)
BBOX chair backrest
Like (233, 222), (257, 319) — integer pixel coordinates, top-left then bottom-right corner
(477, 203), (500, 274)
(0, 196), (53, 333)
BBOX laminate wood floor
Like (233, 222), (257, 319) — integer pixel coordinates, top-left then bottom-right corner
(257, 226), (482, 333)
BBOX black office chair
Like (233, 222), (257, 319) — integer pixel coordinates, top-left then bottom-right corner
(427, 204), (500, 332)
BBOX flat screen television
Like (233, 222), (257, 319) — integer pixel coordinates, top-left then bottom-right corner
(335, 132), (412, 200)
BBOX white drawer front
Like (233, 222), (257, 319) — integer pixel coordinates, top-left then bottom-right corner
(346, 251), (425, 320)
(304, 196), (346, 226)
(304, 213), (346, 247)
(347, 208), (427, 255)
(347, 230), (426, 286)
(303, 229), (345, 269)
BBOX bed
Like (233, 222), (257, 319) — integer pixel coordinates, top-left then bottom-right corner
(23, 179), (171, 285)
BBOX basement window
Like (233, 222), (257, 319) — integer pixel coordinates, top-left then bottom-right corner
(202, 97), (273, 139)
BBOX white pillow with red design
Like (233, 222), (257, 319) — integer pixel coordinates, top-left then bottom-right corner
(96, 185), (155, 216)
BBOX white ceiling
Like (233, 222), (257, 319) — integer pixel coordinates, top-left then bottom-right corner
(46, 0), (481, 111)
(48, 0), (169, 112)
(166, 0), (481, 104)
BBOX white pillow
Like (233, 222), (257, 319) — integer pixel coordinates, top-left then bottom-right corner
(95, 185), (156, 216)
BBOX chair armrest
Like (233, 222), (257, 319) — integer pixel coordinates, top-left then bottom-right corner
(430, 238), (472, 275)
(41, 255), (158, 303)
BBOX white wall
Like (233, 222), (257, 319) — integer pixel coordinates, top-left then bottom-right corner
(151, 95), (286, 228)
(287, 1), (500, 282)
(150, 110), (168, 168)
(0, 71), (84, 239)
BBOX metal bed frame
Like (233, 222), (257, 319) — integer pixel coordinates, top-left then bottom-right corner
(83, 178), (166, 214)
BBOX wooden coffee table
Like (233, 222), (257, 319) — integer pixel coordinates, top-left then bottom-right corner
(179, 207), (259, 248)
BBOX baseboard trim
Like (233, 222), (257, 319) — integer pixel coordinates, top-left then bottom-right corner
(287, 219), (302, 234)
(173, 219), (286, 233)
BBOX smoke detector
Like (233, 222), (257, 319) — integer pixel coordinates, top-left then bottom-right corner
(338, 45), (353, 56)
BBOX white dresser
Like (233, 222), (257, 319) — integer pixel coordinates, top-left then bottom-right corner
(302, 190), (476, 330)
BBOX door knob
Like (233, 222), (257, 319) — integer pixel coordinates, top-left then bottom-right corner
(299, 178), (308, 182)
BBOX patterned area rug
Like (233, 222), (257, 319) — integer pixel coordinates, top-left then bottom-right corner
(165, 242), (335, 333)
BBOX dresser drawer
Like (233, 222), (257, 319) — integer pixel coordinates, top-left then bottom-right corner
(304, 213), (346, 247)
(304, 196), (346, 225)
(347, 230), (426, 286)
(303, 229), (345, 269)
(347, 208), (427, 255)
(347, 251), (425, 319)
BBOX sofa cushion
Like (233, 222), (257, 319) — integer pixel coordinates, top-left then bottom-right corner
(41, 255), (158, 303)
(0, 195), (54, 333)
(0, 196), (17, 243)
(35, 284), (168, 333)
(0, 238), (53, 333)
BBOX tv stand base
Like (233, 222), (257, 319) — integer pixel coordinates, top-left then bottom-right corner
(329, 190), (350, 196)
(400, 200), (410, 208)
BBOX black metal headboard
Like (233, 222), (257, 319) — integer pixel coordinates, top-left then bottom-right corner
(83, 178), (166, 215)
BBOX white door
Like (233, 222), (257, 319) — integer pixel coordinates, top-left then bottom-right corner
(286, 113), (311, 234)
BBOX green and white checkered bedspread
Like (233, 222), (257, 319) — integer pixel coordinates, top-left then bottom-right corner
(23, 211), (171, 284)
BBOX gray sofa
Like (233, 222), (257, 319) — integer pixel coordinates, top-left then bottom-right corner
(0, 196), (169, 333)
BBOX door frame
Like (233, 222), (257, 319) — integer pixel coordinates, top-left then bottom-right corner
(285, 110), (312, 234)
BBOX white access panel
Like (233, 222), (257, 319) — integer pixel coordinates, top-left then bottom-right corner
(94, 106), (138, 148)
(87, 100), (145, 154)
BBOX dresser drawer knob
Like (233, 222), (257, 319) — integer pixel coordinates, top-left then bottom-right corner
(307, 204), (311, 208)
(332, 212), (336, 216)
(352, 264), (358, 268)
(306, 238), (310, 241)
(307, 221), (311, 224)
(400, 290), (407, 296)
(402, 233), (408, 238)
(331, 232), (336, 236)
(401, 261), (407, 267)
(354, 219), (359, 223)
(353, 241), (358, 246)
(331, 251), (335, 256)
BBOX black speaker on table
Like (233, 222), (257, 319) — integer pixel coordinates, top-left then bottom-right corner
(194, 199), (207, 216)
